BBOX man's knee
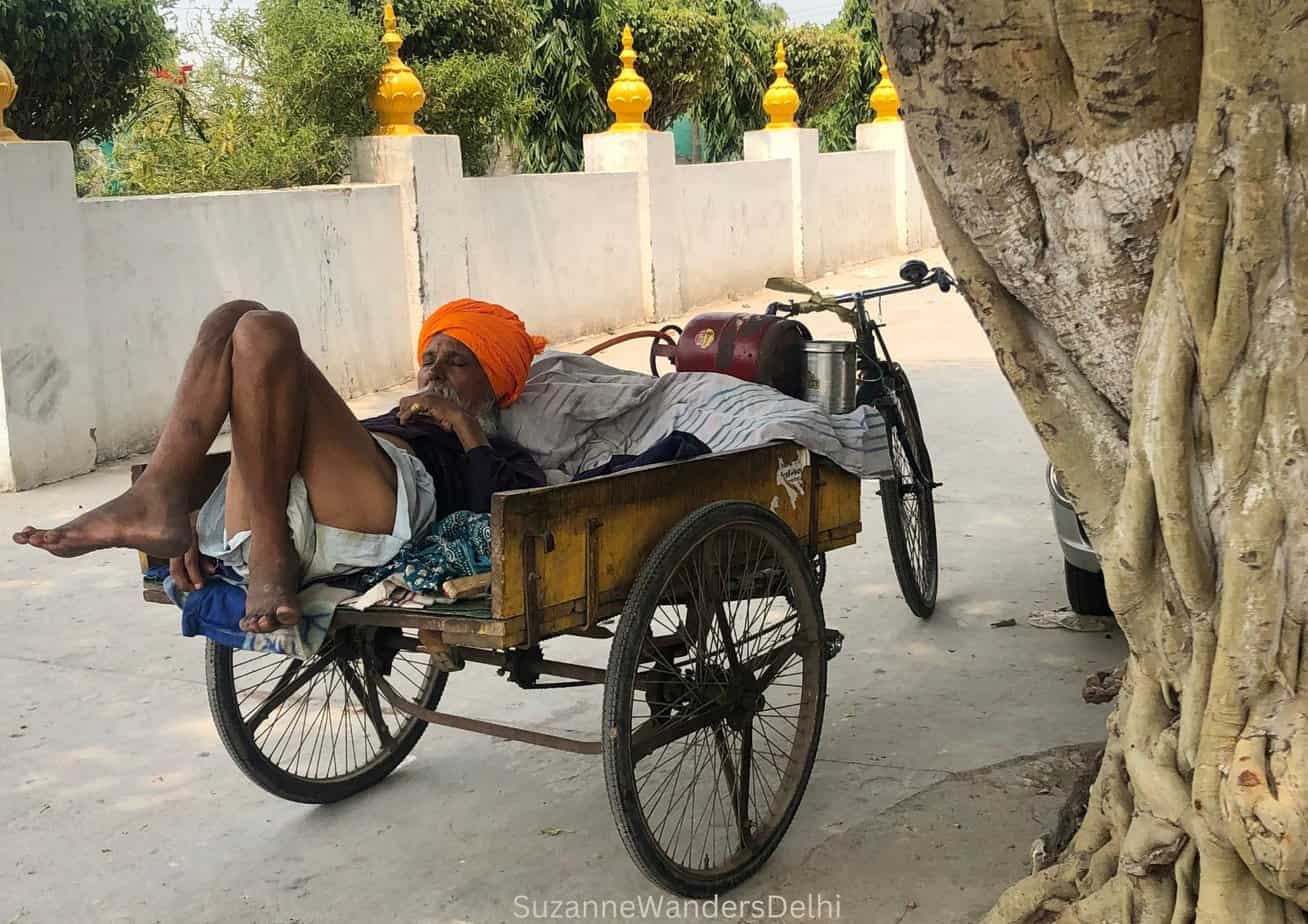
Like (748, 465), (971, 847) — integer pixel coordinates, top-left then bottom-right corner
(197, 299), (267, 348)
(231, 310), (302, 371)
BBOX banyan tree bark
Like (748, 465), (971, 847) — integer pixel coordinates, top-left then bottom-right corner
(873, 1), (1308, 920)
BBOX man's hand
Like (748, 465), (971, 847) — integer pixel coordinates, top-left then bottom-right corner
(170, 516), (215, 592)
(398, 392), (489, 450)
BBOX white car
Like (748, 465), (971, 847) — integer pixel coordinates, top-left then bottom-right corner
(1046, 464), (1111, 615)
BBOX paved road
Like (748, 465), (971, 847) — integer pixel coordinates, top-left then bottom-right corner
(0, 249), (1125, 923)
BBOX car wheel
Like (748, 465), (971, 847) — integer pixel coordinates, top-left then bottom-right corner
(1064, 561), (1111, 617)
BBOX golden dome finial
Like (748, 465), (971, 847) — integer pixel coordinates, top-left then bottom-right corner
(606, 25), (652, 133)
(762, 41), (800, 130)
(870, 55), (901, 122)
(0, 57), (21, 142)
(370, 1), (426, 136)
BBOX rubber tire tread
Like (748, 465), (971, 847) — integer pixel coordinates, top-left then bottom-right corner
(1064, 561), (1112, 617)
(879, 365), (938, 619)
(602, 501), (827, 897)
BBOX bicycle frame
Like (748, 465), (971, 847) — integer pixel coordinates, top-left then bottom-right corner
(765, 266), (954, 484)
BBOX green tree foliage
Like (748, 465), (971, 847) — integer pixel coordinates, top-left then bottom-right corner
(517, 0), (730, 171)
(610, 3), (727, 131)
(518, 0), (615, 173)
(218, 0), (384, 139)
(105, 0), (531, 192)
(0, 0), (172, 145)
(687, 0), (774, 163)
(385, 0), (535, 173)
(690, 0), (856, 162)
(368, 0), (533, 59)
(107, 0), (381, 194)
(773, 25), (856, 125)
(810, 0), (879, 152)
(107, 66), (347, 194)
(413, 53), (529, 175)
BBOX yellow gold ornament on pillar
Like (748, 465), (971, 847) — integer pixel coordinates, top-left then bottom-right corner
(870, 55), (901, 122)
(762, 41), (800, 130)
(0, 56), (22, 142)
(605, 25), (651, 133)
(370, 1), (426, 136)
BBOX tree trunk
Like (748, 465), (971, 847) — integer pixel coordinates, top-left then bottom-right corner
(873, 1), (1308, 920)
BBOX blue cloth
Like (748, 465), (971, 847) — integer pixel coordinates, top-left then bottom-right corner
(175, 565), (251, 651)
(144, 564), (171, 582)
(170, 510), (493, 655)
(171, 564), (338, 658)
(359, 510), (492, 593)
(573, 431), (711, 480)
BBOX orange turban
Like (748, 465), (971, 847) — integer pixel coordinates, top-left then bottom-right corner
(417, 298), (547, 407)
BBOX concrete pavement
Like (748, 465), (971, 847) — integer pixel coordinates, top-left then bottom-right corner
(0, 249), (1125, 923)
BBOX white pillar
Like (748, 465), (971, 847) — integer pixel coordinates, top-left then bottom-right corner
(583, 130), (682, 320)
(0, 142), (96, 491)
(350, 134), (470, 335)
(743, 127), (821, 279)
(856, 120), (937, 252)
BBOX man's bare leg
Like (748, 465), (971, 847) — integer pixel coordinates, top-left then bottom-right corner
(12, 300), (266, 558)
(15, 300), (402, 632)
(224, 318), (399, 633)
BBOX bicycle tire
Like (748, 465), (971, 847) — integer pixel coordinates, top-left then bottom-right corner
(878, 365), (939, 618)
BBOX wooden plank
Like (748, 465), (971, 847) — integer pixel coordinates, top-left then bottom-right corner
(491, 444), (861, 632)
(443, 573), (492, 600)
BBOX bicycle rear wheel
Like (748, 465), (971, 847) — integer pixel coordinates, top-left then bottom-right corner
(878, 364), (938, 618)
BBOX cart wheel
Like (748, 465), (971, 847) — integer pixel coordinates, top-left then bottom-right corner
(879, 363), (939, 618)
(603, 501), (827, 896)
(206, 626), (446, 804)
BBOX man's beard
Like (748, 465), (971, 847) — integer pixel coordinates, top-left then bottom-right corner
(428, 382), (500, 439)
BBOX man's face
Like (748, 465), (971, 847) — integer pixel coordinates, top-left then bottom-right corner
(418, 333), (496, 414)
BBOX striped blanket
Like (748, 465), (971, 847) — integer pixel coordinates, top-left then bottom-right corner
(500, 351), (892, 482)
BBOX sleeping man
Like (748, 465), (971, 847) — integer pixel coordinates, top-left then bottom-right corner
(13, 297), (546, 633)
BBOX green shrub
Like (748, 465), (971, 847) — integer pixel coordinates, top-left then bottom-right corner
(0, 0), (172, 144)
(102, 0), (526, 192)
(107, 65), (348, 195)
(517, 0), (614, 174)
(414, 52), (528, 175)
(218, 0), (385, 140)
(609, 3), (727, 131)
(690, 0), (778, 162)
(811, 0), (879, 152)
(772, 24), (857, 124)
(368, 0), (534, 60)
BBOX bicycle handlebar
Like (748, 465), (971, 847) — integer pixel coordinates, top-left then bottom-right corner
(765, 265), (955, 317)
(839, 267), (955, 302)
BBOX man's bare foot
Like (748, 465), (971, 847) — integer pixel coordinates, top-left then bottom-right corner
(240, 533), (303, 633)
(12, 478), (192, 559)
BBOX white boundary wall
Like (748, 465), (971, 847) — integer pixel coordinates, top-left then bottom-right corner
(0, 120), (931, 489)
(463, 172), (645, 340)
(675, 160), (793, 306)
(81, 185), (414, 461)
(813, 149), (901, 273)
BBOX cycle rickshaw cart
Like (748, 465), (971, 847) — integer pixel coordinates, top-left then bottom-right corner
(138, 260), (953, 897)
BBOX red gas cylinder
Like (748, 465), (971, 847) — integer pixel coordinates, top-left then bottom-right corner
(674, 313), (810, 398)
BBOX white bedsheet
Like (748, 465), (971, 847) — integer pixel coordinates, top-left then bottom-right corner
(500, 351), (892, 482)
